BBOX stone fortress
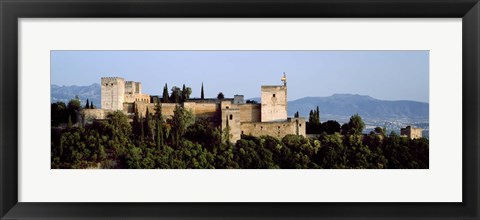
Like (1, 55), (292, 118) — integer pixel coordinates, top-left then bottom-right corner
(400, 126), (423, 139)
(83, 73), (306, 142)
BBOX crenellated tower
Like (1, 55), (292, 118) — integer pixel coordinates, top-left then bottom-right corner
(101, 77), (125, 111)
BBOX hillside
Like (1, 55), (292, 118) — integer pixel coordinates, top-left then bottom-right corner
(287, 94), (428, 120)
(51, 83), (101, 106)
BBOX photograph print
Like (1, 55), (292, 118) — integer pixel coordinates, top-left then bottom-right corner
(50, 50), (429, 169)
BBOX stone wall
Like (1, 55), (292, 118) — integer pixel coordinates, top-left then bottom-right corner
(101, 77), (125, 111)
(125, 81), (137, 95)
(239, 104), (261, 123)
(184, 102), (220, 122)
(240, 117), (306, 140)
(131, 102), (179, 119)
(400, 126), (423, 139)
(221, 108), (241, 142)
(261, 85), (287, 122)
(82, 109), (112, 124)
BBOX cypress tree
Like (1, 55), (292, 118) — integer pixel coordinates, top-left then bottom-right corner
(67, 115), (72, 129)
(201, 82), (204, 100)
(85, 99), (90, 109)
(139, 114), (144, 141)
(154, 100), (164, 148)
(162, 83), (169, 103)
(132, 104), (139, 138)
(144, 108), (151, 140)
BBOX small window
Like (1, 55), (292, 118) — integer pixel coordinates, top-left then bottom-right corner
(241, 131), (244, 135)
(273, 94), (276, 98)
(299, 124), (302, 127)
(230, 114), (233, 120)
(226, 106), (229, 109)
(111, 83), (114, 86)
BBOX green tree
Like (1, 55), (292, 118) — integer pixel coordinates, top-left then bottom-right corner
(85, 99), (90, 109)
(321, 120), (341, 134)
(67, 98), (81, 124)
(185, 118), (222, 151)
(168, 105), (194, 147)
(181, 84), (192, 102)
(51, 101), (67, 126)
(307, 107), (321, 134)
(170, 86), (181, 103)
(201, 82), (205, 100)
(154, 100), (164, 149)
(162, 83), (169, 103)
(346, 114), (365, 135)
(374, 126), (387, 136)
(144, 108), (153, 141)
(223, 115), (231, 144)
(67, 115), (73, 129)
(217, 92), (224, 99)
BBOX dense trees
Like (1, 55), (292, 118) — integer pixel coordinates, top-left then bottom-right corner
(51, 97), (83, 126)
(306, 106), (321, 133)
(52, 99), (428, 169)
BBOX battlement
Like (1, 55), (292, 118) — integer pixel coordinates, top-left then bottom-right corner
(101, 77), (124, 80)
(261, 85), (285, 89)
(101, 77), (125, 85)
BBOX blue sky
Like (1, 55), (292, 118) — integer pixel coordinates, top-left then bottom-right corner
(51, 50), (429, 102)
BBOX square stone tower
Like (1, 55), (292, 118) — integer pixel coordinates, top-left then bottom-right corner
(261, 85), (287, 122)
(101, 77), (125, 111)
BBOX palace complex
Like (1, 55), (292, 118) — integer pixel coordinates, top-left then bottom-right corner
(83, 73), (306, 142)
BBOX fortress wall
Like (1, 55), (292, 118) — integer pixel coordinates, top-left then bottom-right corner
(126, 102), (179, 119)
(134, 94), (150, 103)
(185, 102), (219, 120)
(401, 126), (423, 139)
(261, 86), (287, 122)
(222, 108), (241, 142)
(239, 104), (261, 123)
(240, 117), (306, 139)
(124, 94), (136, 103)
(123, 103), (134, 114)
(82, 109), (112, 124)
(411, 128), (423, 139)
(132, 102), (155, 117)
(161, 103), (179, 119)
(125, 81), (136, 94)
(135, 82), (142, 94)
(125, 94), (150, 103)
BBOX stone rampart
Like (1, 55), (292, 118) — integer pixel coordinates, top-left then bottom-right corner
(240, 117), (306, 140)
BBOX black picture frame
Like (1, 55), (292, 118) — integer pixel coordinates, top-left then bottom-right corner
(1, 0), (479, 219)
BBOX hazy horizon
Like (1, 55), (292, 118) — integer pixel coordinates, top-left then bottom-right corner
(51, 50), (429, 102)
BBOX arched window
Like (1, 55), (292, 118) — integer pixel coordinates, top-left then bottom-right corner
(230, 114), (233, 120)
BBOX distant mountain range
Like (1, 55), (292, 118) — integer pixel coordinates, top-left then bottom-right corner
(51, 83), (101, 106)
(288, 94), (428, 120)
(51, 84), (428, 122)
